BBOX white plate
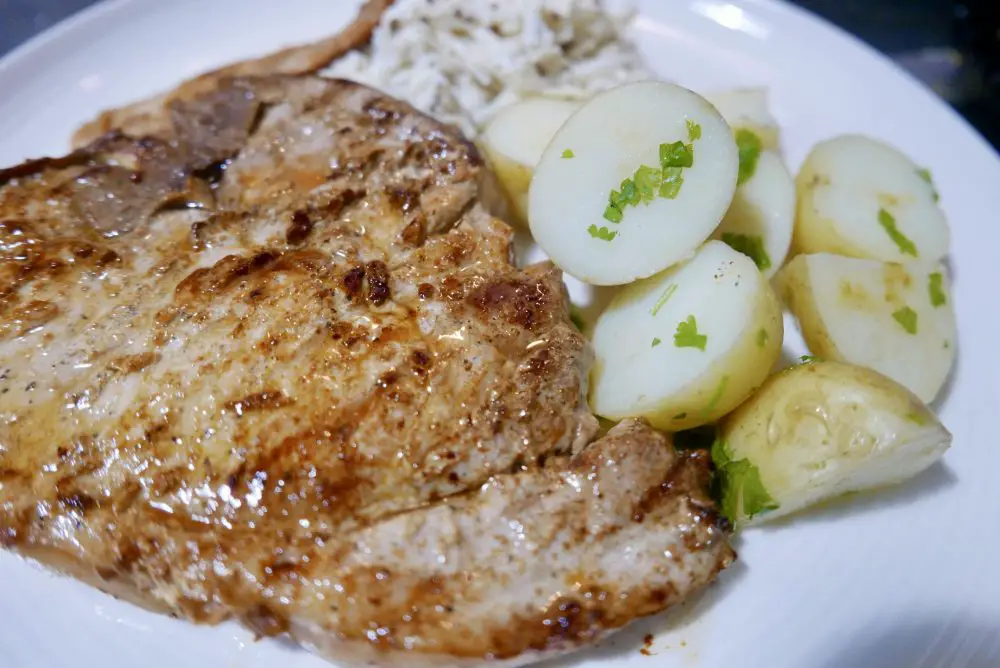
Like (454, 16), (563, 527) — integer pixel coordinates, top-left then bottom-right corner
(2, 1), (999, 667)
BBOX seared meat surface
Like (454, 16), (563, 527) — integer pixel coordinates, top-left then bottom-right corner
(0, 75), (733, 666)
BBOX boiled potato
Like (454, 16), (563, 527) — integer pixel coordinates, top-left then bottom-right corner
(716, 360), (952, 525)
(590, 240), (782, 430)
(529, 81), (738, 286)
(775, 253), (957, 403)
(793, 135), (949, 262)
(712, 150), (795, 278)
(481, 98), (580, 224)
(704, 87), (780, 150)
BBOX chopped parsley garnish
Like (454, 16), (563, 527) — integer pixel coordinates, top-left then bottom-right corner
(652, 337), (662, 347)
(602, 168), (657, 225)
(917, 167), (939, 202)
(928, 272), (947, 307)
(603, 204), (623, 223)
(712, 438), (778, 524)
(878, 208), (918, 257)
(660, 141), (694, 169)
(673, 412), (688, 420)
(674, 315), (708, 351)
(634, 165), (662, 203)
(605, 187), (628, 223)
(735, 128), (762, 185)
(659, 167), (684, 199)
(622, 179), (640, 206)
(596, 134), (701, 234)
(650, 283), (678, 316)
(561, 149), (575, 159)
(588, 224), (617, 241)
(711, 436), (732, 468)
(686, 119), (702, 141)
(799, 354), (819, 364)
(756, 328), (769, 348)
(711, 436), (731, 467)
(892, 306), (918, 334)
(721, 232), (772, 271)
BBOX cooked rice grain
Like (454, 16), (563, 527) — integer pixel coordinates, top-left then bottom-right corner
(326, 0), (652, 136)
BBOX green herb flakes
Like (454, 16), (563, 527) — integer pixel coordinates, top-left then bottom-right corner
(928, 272), (947, 307)
(659, 167), (684, 199)
(917, 167), (939, 202)
(674, 315), (708, 351)
(799, 354), (819, 364)
(756, 328), (769, 348)
(633, 165), (661, 202)
(721, 232), (772, 270)
(650, 283), (678, 316)
(620, 178), (639, 206)
(713, 438), (779, 525)
(735, 129), (762, 185)
(878, 208), (918, 257)
(599, 132), (702, 230)
(686, 119), (702, 141)
(588, 224), (618, 242)
(660, 141), (694, 169)
(711, 437), (731, 468)
(602, 166), (658, 227)
(652, 337), (662, 348)
(561, 148), (575, 159)
(892, 306), (918, 334)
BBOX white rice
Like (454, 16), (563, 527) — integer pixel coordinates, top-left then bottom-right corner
(325, 0), (652, 137)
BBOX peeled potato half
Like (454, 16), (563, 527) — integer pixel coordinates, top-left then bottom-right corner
(704, 87), (781, 150)
(590, 240), (782, 430)
(713, 150), (795, 278)
(776, 253), (957, 403)
(717, 360), (951, 525)
(529, 81), (739, 286)
(481, 98), (580, 224)
(794, 135), (949, 262)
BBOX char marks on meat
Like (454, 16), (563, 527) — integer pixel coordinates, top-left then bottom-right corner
(0, 74), (733, 666)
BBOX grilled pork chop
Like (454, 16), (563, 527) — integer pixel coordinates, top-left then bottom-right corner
(0, 75), (734, 666)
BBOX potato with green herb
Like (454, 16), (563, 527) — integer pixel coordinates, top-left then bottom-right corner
(481, 98), (580, 224)
(716, 360), (951, 526)
(793, 135), (949, 262)
(529, 81), (738, 286)
(704, 87), (781, 150)
(589, 240), (782, 430)
(713, 148), (795, 278)
(775, 253), (956, 403)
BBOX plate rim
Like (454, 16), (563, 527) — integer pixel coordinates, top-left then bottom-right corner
(0, 1), (998, 667)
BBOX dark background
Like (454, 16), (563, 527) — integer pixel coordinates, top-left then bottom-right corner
(1, 0), (998, 148)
